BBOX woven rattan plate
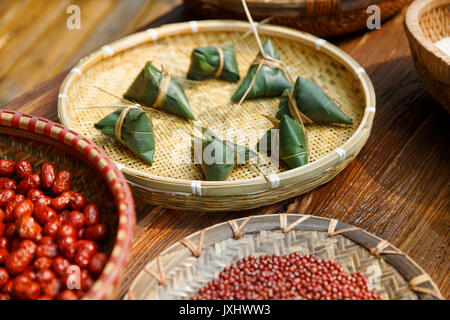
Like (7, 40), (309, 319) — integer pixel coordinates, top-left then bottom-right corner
(125, 214), (443, 300)
(58, 20), (375, 211)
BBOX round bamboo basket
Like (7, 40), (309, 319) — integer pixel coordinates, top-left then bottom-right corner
(0, 110), (136, 300)
(125, 214), (443, 300)
(58, 20), (376, 212)
(184, 0), (411, 37)
(405, 0), (450, 112)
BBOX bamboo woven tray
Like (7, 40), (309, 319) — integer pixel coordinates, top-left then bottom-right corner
(58, 20), (375, 212)
(125, 214), (443, 300)
(184, 0), (411, 37)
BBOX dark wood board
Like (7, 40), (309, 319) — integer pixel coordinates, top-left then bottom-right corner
(2, 5), (449, 299)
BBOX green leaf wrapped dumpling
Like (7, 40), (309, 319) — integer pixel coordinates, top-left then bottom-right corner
(194, 128), (257, 181)
(231, 39), (292, 103)
(276, 76), (353, 125)
(257, 115), (308, 169)
(94, 107), (155, 165)
(187, 46), (240, 82)
(124, 62), (196, 120)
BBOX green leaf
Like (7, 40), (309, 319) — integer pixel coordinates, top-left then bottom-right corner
(187, 46), (240, 82)
(124, 62), (196, 120)
(94, 108), (155, 165)
(276, 77), (353, 125)
(231, 39), (292, 102)
(257, 115), (308, 169)
(194, 128), (257, 181)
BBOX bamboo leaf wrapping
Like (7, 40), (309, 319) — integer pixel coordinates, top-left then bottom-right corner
(187, 46), (240, 82)
(276, 77), (353, 125)
(195, 128), (257, 181)
(94, 108), (155, 165)
(231, 39), (292, 102)
(124, 62), (196, 120)
(257, 115), (308, 169)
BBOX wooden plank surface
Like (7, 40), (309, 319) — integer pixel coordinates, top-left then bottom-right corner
(1, 4), (449, 299)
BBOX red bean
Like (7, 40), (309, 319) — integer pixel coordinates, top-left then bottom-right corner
(41, 163), (56, 189)
(15, 160), (32, 179)
(83, 204), (100, 226)
(51, 170), (72, 195)
(0, 159), (15, 177)
(0, 177), (16, 190)
(85, 224), (107, 242)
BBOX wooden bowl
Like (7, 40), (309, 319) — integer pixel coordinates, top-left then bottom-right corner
(405, 0), (450, 111)
(58, 20), (376, 212)
(184, 0), (411, 37)
(125, 214), (443, 300)
(0, 110), (136, 300)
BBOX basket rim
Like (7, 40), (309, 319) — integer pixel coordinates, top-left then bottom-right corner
(126, 213), (443, 300)
(0, 110), (136, 300)
(405, 0), (450, 69)
(58, 20), (376, 197)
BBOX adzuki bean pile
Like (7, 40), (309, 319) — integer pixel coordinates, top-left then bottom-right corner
(193, 253), (382, 300)
(0, 159), (108, 300)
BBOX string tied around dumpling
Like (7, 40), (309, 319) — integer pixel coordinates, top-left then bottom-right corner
(213, 47), (225, 78)
(153, 65), (171, 109)
(114, 105), (142, 144)
(238, 0), (295, 106)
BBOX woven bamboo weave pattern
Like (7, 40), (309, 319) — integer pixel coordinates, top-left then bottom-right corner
(62, 31), (365, 181)
(128, 227), (417, 300)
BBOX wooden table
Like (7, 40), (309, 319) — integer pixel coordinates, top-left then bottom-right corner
(2, 4), (449, 299)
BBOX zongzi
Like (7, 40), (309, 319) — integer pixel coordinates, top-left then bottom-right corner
(231, 39), (292, 103)
(257, 115), (308, 169)
(124, 62), (196, 120)
(187, 46), (240, 82)
(276, 77), (353, 125)
(94, 107), (155, 165)
(193, 128), (257, 181)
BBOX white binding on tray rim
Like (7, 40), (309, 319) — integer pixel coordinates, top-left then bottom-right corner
(335, 148), (346, 162)
(191, 180), (202, 196)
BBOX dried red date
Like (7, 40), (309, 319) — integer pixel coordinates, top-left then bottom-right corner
(18, 240), (37, 256)
(3, 223), (16, 238)
(57, 236), (77, 261)
(5, 194), (25, 221)
(0, 237), (8, 249)
(26, 188), (44, 201)
(88, 252), (107, 277)
(34, 257), (53, 269)
(83, 204), (100, 226)
(16, 215), (42, 240)
(13, 199), (34, 219)
(58, 289), (78, 300)
(36, 243), (58, 259)
(75, 240), (98, 268)
(0, 177), (16, 190)
(12, 274), (40, 300)
(69, 192), (86, 211)
(35, 195), (52, 207)
(33, 205), (57, 225)
(17, 174), (41, 195)
(39, 236), (54, 245)
(0, 159), (15, 177)
(15, 160), (32, 179)
(52, 256), (70, 277)
(43, 219), (62, 237)
(68, 211), (85, 229)
(85, 224), (107, 242)
(0, 208), (4, 223)
(41, 163), (56, 189)
(0, 248), (8, 264)
(51, 192), (71, 212)
(51, 170), (72, 195)
(5, 248), (33, 275)
(0, 267), (10, 288)
(0, 189), (15, 207)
